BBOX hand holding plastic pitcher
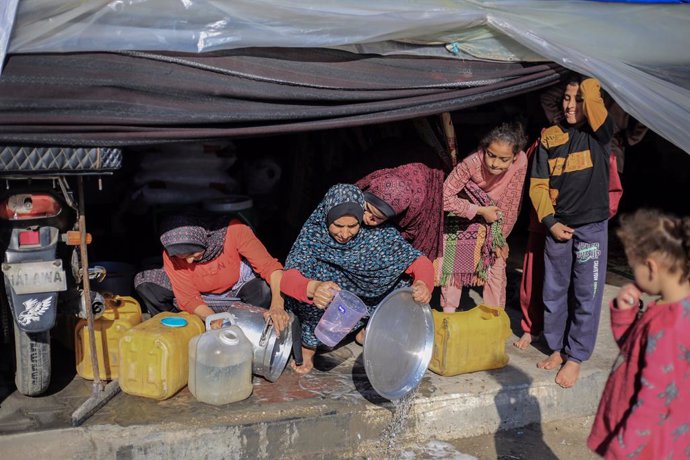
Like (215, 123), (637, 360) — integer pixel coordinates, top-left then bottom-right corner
(309, 280), (340, 309)
(314, 290), (368, 347)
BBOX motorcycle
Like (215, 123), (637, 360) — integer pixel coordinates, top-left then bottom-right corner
(0, 146), (121, 396)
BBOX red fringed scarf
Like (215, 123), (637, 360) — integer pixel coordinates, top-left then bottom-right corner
(438, 180), (505, 287)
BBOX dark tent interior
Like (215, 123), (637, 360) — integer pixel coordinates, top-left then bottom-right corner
(0, 49), (687, 271)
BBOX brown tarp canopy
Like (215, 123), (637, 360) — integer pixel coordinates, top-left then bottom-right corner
(0, 48), (565, 146)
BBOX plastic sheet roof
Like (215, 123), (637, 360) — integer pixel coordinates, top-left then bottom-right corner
(1, 1), (689, 151)
(0, 50), (565, 146)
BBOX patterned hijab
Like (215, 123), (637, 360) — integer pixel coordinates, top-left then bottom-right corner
(285, 184), (421, 305)
(356, 162), (444, 259)
(159, 213), (228, 264)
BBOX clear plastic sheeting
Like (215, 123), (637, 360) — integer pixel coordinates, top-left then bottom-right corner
(3, 1), (690, 153)
(0, 0), (19, 72)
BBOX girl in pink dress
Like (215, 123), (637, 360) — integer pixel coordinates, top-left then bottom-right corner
(588, 209), (690, 459)
(439, 122), (527, 311)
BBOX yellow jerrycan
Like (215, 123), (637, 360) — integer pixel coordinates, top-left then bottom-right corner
(119, 311), (204, 400)
(429, 305), (511, 376)
(75, 295), (142, 380)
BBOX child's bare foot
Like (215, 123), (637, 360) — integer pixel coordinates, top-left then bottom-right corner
(555, 360), (580, 388)
(513, 332), (534, 350)
(355, 328), (366, 346)
(289, 347), (315, 374)
(537, 351), (565, 370)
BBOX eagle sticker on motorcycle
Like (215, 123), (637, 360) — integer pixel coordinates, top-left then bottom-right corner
(17, 297), (52, 326)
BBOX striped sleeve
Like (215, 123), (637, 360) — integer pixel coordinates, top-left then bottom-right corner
(581, 78), (614, 145)
(529, 143), (557, 229)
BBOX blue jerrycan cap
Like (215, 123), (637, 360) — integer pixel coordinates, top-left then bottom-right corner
(161, 317), (188, 328)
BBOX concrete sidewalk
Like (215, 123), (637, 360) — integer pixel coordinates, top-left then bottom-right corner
(0, 269), (632, 459)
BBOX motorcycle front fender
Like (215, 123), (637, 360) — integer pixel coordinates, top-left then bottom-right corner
(6, 290), (58, 333)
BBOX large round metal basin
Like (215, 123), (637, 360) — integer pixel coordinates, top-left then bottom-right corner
(363, 288), (434, 401)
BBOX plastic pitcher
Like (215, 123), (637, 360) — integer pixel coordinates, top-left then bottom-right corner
(189, 312), (253, 405)
(314, 290), (368, 347)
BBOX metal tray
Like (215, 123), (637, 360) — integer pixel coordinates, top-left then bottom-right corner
(363, 288), (434, 401)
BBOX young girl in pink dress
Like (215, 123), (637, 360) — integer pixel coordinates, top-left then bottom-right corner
(588, 209), (690, 459)
(439, 122), (527, 311)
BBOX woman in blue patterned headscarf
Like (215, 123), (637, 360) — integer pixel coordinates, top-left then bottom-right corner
(281, 184), (434, 373)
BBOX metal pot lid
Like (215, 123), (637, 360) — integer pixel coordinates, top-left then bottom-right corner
(363, 288), (434, 401)
(254, 312), (295, 382)
(218, 301), (294, 382)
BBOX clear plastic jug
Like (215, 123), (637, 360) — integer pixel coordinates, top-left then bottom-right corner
(188, 312), (253, 405)
(314, 290), (368, 347)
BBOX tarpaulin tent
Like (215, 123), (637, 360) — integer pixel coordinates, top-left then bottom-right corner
(0, 50), (565, 146)
(1, 1), (689, 151)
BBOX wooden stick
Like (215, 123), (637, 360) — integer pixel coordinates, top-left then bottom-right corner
(78, 177), (102, 390)
(440, 112), (458, 167)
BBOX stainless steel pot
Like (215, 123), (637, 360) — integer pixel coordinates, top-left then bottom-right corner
(222, 301), (295, 382)
(363, 288), (434, 401)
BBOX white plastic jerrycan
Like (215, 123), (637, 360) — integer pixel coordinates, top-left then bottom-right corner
(188, 312), (253, 405)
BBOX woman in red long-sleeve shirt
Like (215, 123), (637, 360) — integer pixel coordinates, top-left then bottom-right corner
(134, 213), (288, 332)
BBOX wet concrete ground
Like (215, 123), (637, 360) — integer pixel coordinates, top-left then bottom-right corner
(399, 416), (597, 460)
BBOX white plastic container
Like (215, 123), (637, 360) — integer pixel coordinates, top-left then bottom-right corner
(188, 312), (253, 405)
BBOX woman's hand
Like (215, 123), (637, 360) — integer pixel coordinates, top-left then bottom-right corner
(615, 283), (642, 311)
(209, 319), (224, 330)
(478, 206), (501, 224)
(263, 302), (289, 336)
(411, 280), (432, 304)
(265, 270), (289, 335)
(310, 280), (341, 309)
(193, 304), (223, 330)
